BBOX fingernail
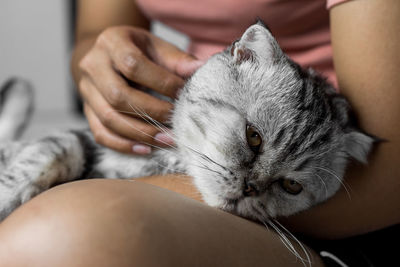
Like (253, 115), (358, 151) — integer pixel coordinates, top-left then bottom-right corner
(154, 132), (175, 146)
(132, 144), (152, 154)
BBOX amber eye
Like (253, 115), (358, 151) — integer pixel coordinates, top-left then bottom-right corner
(246, 125), (262, 153)
(279, 179), (303, 195)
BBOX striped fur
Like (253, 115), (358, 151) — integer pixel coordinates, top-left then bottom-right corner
(0, 23), (374, 221)
(172, 22), (375, 220)
(0, 78), (33, 141)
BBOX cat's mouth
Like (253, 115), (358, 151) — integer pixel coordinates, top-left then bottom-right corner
(221, 181), (260, 211)
(221, 197), (267, 222)
(220, 197), (242, 213)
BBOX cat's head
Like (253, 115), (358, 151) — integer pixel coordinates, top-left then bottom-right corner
(172, 21), (374, 220)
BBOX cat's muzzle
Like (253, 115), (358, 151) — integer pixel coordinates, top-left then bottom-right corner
(243, 180), (259, 197)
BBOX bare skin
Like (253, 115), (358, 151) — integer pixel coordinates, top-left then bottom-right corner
(71, 0), (400, 238)
(71, 0), (203, 154)
(0, 178), (324, 267)
(0, 0), (399, 266)
(281, 0), (400, 239)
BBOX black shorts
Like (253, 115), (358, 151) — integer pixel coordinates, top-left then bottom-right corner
(302, 224), (399, 267)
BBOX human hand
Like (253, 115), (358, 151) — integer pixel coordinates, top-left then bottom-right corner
(78, 26), (203, 154)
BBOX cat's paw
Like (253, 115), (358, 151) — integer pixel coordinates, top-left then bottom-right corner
(0, 183), (41, 221)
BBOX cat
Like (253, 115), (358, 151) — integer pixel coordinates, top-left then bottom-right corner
(0, 21), (375, 223)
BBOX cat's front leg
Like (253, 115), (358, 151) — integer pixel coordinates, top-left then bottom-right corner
(0, 131), (90, 220)
(0, 176), (42, 220)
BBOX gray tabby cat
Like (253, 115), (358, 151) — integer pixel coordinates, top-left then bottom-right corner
(0, 22), (374, 222)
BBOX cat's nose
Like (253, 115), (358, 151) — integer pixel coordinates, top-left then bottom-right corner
(243, 181), (259, 197)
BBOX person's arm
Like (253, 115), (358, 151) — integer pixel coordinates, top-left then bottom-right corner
(71, 0), (203, 154)
(138, 0), (400, 240)
(278, 0), (400, 239)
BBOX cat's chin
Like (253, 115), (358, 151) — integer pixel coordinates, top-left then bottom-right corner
(207, 197), (268, 222)
(223, 203), (267, 223)
(200, 193), (239, 212)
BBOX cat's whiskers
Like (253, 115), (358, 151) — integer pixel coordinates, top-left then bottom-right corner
(169, 152), (224, 179)
(187, 160), (226, 178)
(263, 220), (312, 267)
(312, 166), (352, 199)
(117, 113), (225, 179)
(172, 136), (235, 176)
(272, 219), (312, 267)
(142, 140), (178, 156)
(263, 220), (301, 262)
(126, 102), (175, 139)
(301, 170), (329, 200)
(115, 105), (176, 150)
(194, 163), (221, 175)
(250, 203), (268, 222)
(118, 108), (173, 142)
(260, 217), (271, 233)
(116, 107), (232, 181)
(186, 146), (232, 174)
(314, 173), (329, 200)
(118, 109), (222, 178)
(188, 154), (234, 184)
(116, 111), (177, 150)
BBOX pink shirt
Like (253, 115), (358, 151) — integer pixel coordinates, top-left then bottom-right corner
(136, 0), (349, 88)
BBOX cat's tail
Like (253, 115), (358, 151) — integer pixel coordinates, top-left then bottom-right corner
(0, 78), (34, 141)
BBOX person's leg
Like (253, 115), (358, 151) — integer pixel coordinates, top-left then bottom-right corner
(0, 179), (324, 267)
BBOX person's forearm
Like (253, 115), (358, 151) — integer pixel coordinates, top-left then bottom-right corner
(280, 0), (400, 240)
(280, 143), (400, 240)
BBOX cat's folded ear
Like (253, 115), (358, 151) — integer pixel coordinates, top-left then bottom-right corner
(343, 131), (376, 164)
(230, 20), (282, 64)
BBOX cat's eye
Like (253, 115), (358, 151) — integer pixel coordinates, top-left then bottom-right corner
(279, 179), (303, 195)
(246, 125), (262, 153)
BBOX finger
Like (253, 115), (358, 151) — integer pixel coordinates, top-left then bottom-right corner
(80, 78), (175, 147)
(148, 35), (205, 77)
(82, 50), (174, 123)
(84, 104), (153, 155)
(106, 34), (185, 98)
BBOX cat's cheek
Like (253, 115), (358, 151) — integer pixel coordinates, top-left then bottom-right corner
(191, 176), (232, 209)
(198, 190), (225, 208)
(234, 198), (268, 221)
(189, 174), (219, 206)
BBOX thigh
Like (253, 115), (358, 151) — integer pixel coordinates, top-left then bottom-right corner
(0, 179), (324, 267)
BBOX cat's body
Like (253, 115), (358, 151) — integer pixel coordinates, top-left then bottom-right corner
(0, 22), (374, 222)
(0, 126), (182, 219)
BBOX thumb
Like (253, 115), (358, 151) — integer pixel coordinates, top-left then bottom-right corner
(161, 49), (205, 78)
(152, 37), (206, 77)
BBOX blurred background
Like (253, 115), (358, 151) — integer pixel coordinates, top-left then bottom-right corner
(0, 0), (188, 139)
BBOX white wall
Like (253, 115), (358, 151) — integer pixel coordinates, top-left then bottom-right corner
(152, 22), (189, 51)
(0, 1), (188, 138)
(0, 0), (71, 113)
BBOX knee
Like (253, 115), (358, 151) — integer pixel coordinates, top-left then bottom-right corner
(0, 179), (165, 267)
